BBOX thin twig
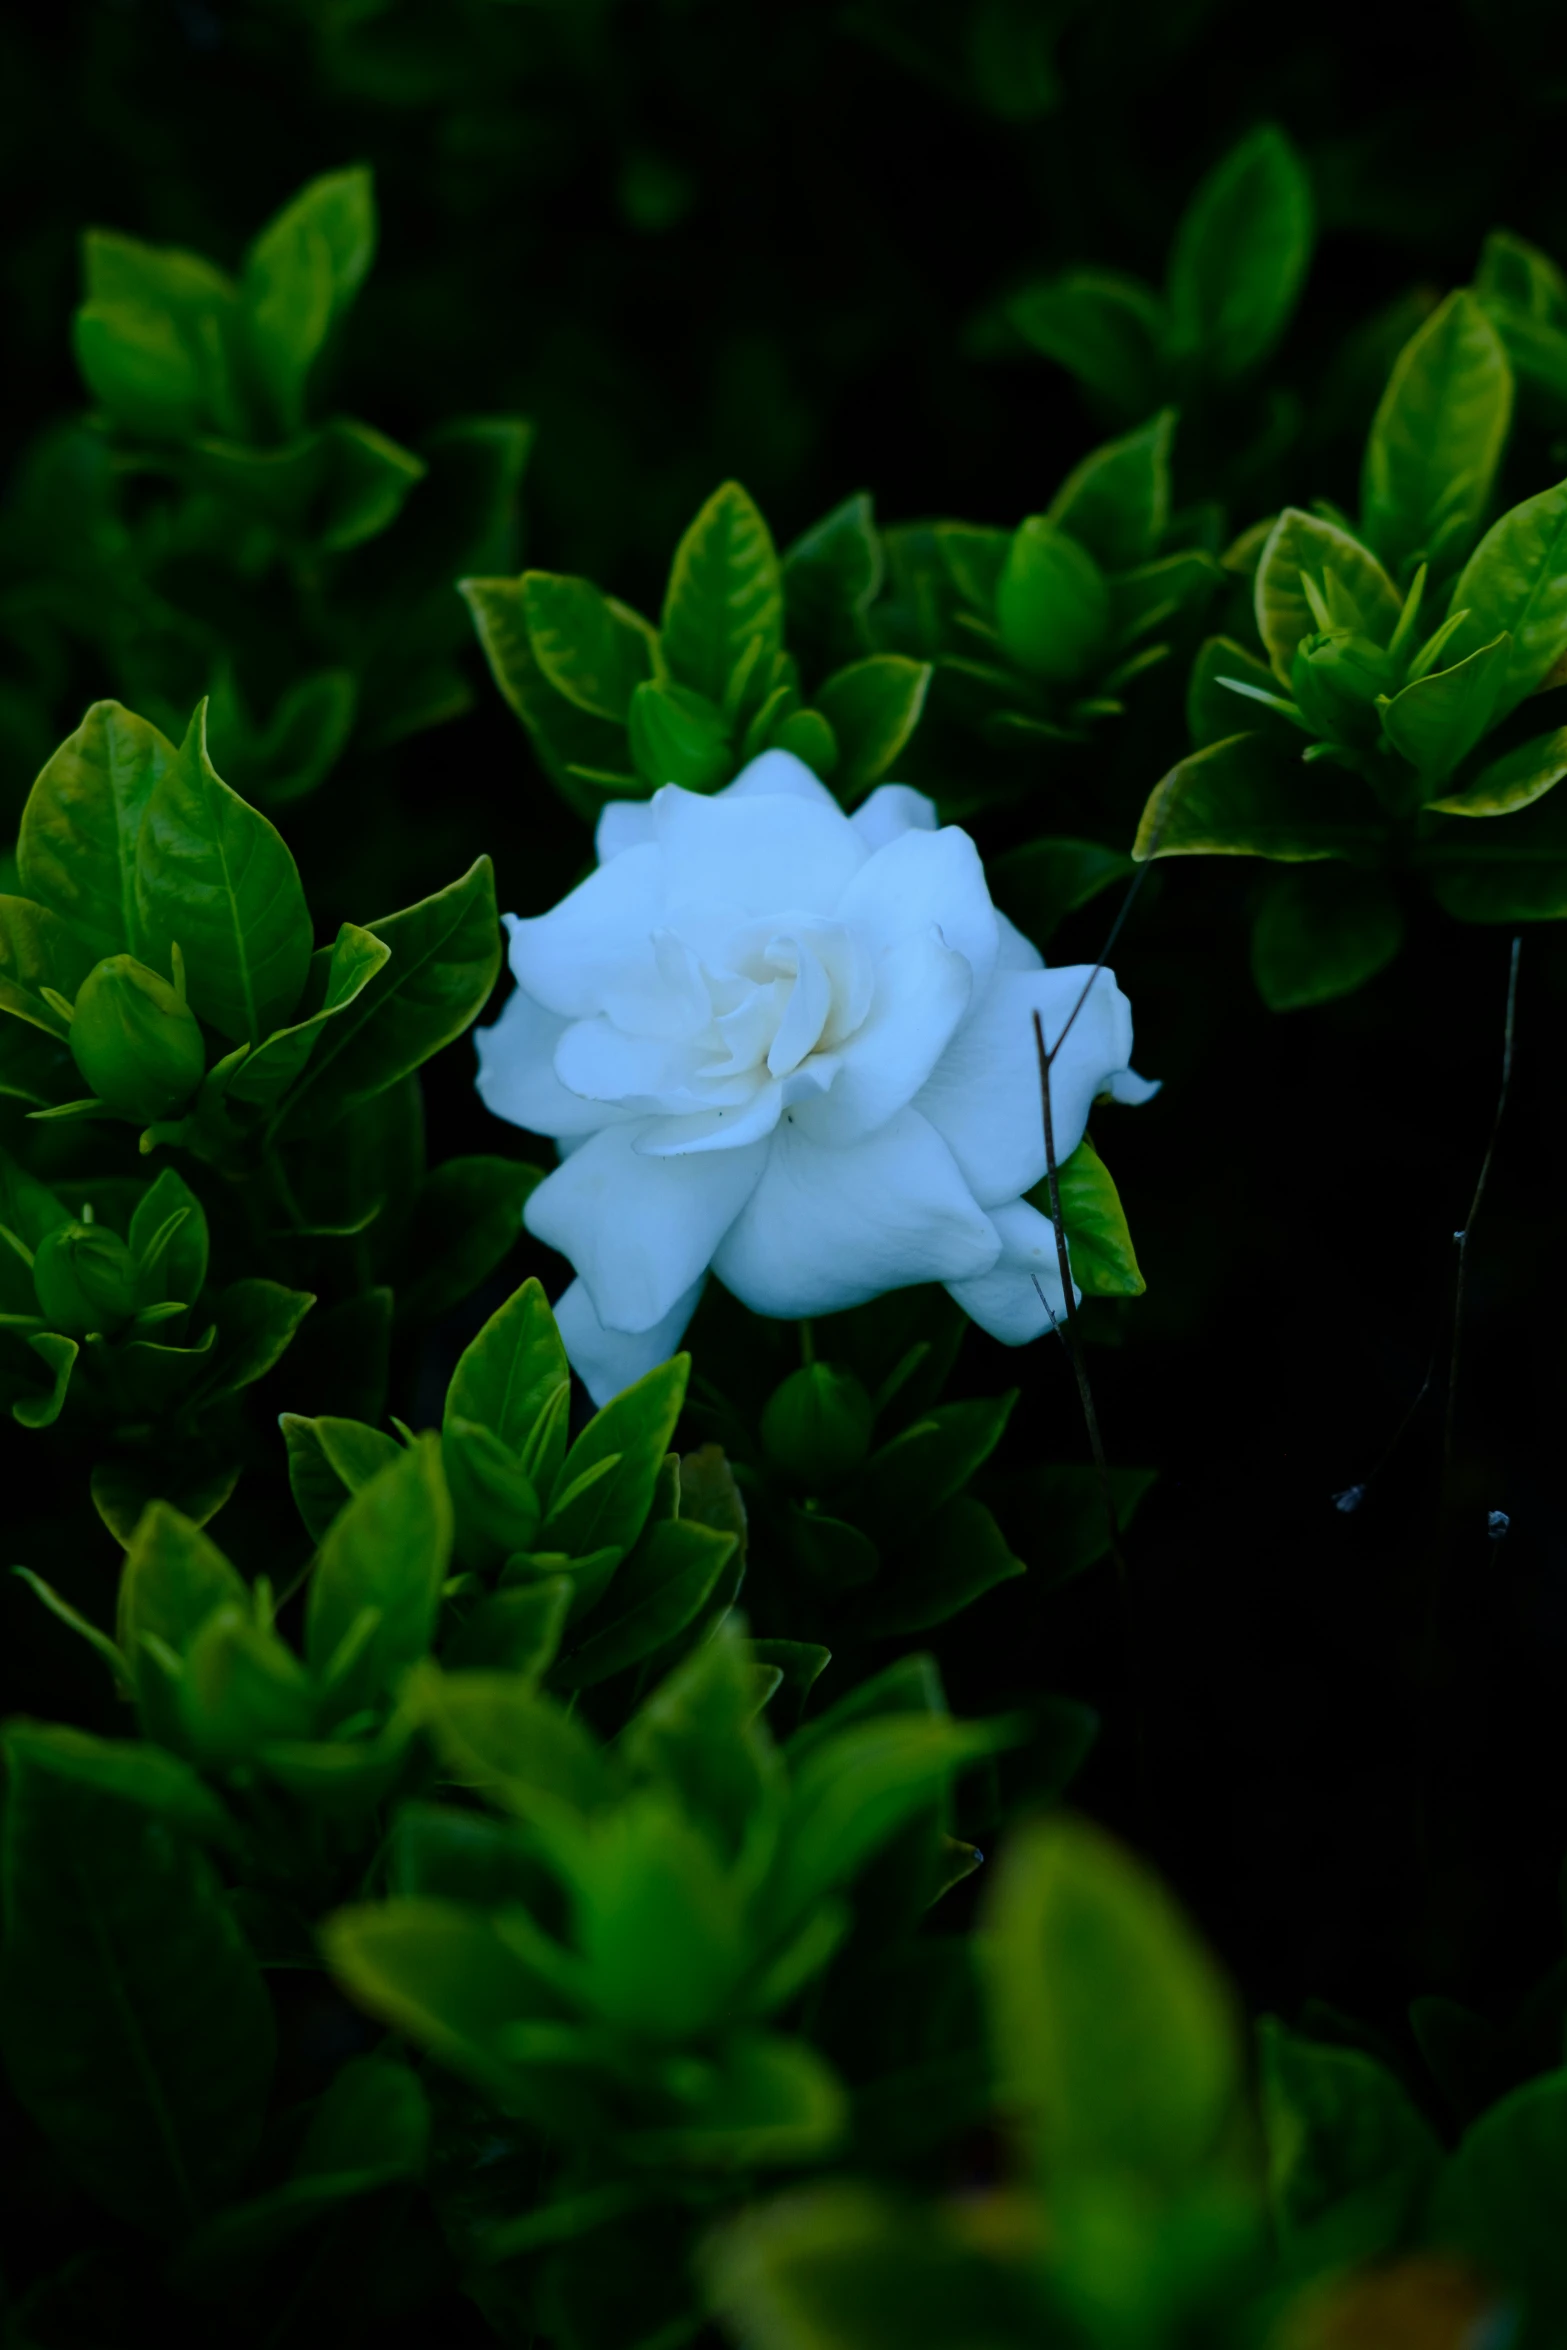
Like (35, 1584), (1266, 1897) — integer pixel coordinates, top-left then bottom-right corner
(1039, 833), (1164, 1068)
(1033, 1008), (1126, 1583)
(1442, 936), (1522, 1494)
(1331, 1352), (1437, 1515)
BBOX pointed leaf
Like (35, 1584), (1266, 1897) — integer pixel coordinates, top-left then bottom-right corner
(660, 481), (783, 705)
(1167, 125), (1314, 380)
(522, 573), (656, 721)
(304, 1433), (452, 1709)
(1133, 731), (1386, 862)
(1444, 477), (1567, 712)
(224, 923), (391, 1111)
(1048, 410), (1174, 571)
(0, 896), (95, 1040)
(18, 701), (175, 960)
(1380, 631), (1512, 784)
(1254, 509), (1402, 681)
(1361, 291), (1514, 580)
(812, 657), (930, 801)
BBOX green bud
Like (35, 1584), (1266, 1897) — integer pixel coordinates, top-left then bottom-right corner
(1290, 630), (1397, 749)
(761, 1362), (875, 1487)
(69, 953), (206, 1120)
(32, 1221), (141, 1337)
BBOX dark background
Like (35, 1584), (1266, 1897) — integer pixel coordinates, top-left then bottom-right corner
(4, 0), (1567, 2070)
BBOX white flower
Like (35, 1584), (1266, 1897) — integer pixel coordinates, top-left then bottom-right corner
(477, 751), (1156, 1403)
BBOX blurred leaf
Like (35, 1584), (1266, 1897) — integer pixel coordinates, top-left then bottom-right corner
(1251, 866), (1406, 1009)
(1361, 292), (1514, 583)
(1260, 2017), (1441, 2270)
(1167, 126), (1314, 381)
(1427, 2070), (1567, 2348)
(813, 657), (930, 801)
(1048, 410), (1174, 572)
(1007, 269), (1168, 416)
(854, 1497), (1024, 1637)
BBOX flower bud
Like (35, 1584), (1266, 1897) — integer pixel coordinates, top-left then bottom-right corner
(69, 954), (206, 1120)
(1290, 630), (1397, 748)
(761, 1362), (875, 1487)
(32, 1222), (141, 1337)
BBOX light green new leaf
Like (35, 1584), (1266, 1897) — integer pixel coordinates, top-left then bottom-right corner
(984, 1813), (1241, 2187)
(660, 481), (783, 706)
(522, 573), (657, 722)
(1254, 509), (1402, 681)
(1431, 725), (1567, 816)
(1048, 410), (1174, 572)
(0, 896), (95, 1040)
(278, 858), (501, 1129)
(1444, 477), (1567, 712)
(1133, 731), (1385, 863)
(224, 923), (390, 1112)
(1167, 125), (1313, 380)
(1379, 631), (1512, 784)
(18, 701), (176, 961)
(1049, 1132), (1145, 1297)
(305, 1433), (452, 1711)
(812, 657), (931, 801)
(0, 1724), (274, 2237)
(1251, 867), (1406, 1010)
(1360, 291), (1514, 581)
(135, 703), (313, 1045)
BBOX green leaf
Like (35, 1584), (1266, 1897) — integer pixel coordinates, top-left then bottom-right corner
(0, 895), (95, 1040)
(74, 296), (223, 442)
(413, 1669), (613, 1825)
(1006, 269), (1168, 416)
(637, 2033), (847, 2168)
(1187, 635), (1300, 750)
(278, 857), (501, 1130)
(224, 922), (391, 1112)
(135, 703), (313, 1047)
(1046, 1132), (1145, 1297)
(988, 838), (1134, 950)
(118, 1501), (250, 1744)
(200, 1278), (315, 1401)
(1444, 477), (1567, 712)
(15, 1332), (77, 1428)
(395, 1156), (543, 1327)
(554, 1516), (738, 1689)
(986, 1463), (1157, 1594)
(1427, 2069), (1567, 2348)
(1415, 773), (1567, 919)
(1251, 867), (1406, 1010)
(811, 657), (930, 802)
(522, 573), (656, 722)
(852, 1394), (1016, 1555)
(934, 523), (1012, 615)
(995, 519), (1109, 683)
(180, 1607), (317, 1761)
(242, 167), (375, 433)
(446, 1274), (570, 1462)
(782, 493), (882, 663)
(1379, 632), (1512, 785)
(660, 481), (784, 706)
(1259, 2017), (1441, 2270)
(541, 1353), (690, 1561)
(627, 677), (732, 792)
(443, 1578), (572, 1679)
(320, 1899), (550, 2108)
(1167, 125), (1313, 380)
(1432, 725), (1567, 816)
(984, 1812), (1241, 2187)
(1254, 510), (1402, 681)
(11, 1569), (133, 1691)
(444, 1418), (542, 1571)
(460, 576), (637, 822)
(1047, 410), (1174, 571)
(1134, 731), (1386, 863)
(314, 419), (426, 552)
(91, 1458), (241, 1552)
(129, 1164), (208, 1302)
(18, 701), (176, 962)
(0, 1723), (273, 2237)
(1361, 291), (1514, 582)
(854, 1497), (1025, 1637)
(305, 1433), (453, 1714)
(1476, 229), (1567, 327)
(280, 1413), (402, 1544)
(0, 1143), (71, 1257)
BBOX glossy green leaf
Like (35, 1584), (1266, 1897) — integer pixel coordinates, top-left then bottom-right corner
(660, 480), (784, 706)
(305, 1433), (452, 1712)
(1379, 631), (1511, 784)
(1048, 409), (1174, 571)
(1259, 2017), (1441, 2269)
(522, 572), (656, 722)
(1251, 866), (1406, 1009)
(279, 857), (501, 1131)
(446, 1274), (570, 1464)
(985, 1812), (1240, 2186)
(995, 519), (1109, 683)
(1444, 477), (1567, 711)
(1254, 509), (1402, 681)
(224, 923), (391, 1111)
(1167, 125), (1313, 379)
(0, 1723), (274, 2237)
(1007, 269), (1168, 415)
(1134, 731), (1386, 862)
(541, 1352), (690, 1560)
(1047, 1131), (1145, 1297)
(1360, 290), (1514, 581)
(135, 703), (313, 1046)
(18, 701), (176, 962)
(1431, 725), (1567, 816)
(460, 576), (637, 821)
(812, 657), (930, 801)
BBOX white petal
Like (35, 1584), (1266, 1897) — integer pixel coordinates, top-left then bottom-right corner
(915, 966), (1135, 1208)
(525, 1120), (766, 1333)
(790, 928), (971, 1146)
(554, 1275), (707, 1408)
(946, 1199), (1075, 1346)
(712, 1108), (998, 1318)
(995, 910), (1044, 972)
(595, 799), (658, 863)
(505, 852), (665, 1020)
(833, 826), (999, 997)
(850, 783), (938, 850)
(636, 1082), (787, 1156)
(1106, 1067), (1161, 1106)
(475, 985), (622, 1139)
(718, 748), (841, 809)
(553, 1018), (713, 1109)
(654, 784), (865, 916)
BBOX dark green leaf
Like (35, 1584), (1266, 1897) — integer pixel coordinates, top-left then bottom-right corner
(1427, 2070), (1567, 2349)
(995, 519), (1109, 683)
(200, 1278), (315, 1401)
(14, 1332), (76, 1429)
(1415, 776), (1567, 919)
(982, 1463), (1156, 1594)
(854, 1497), (1024, 1637)
(460, 576), (637, 823)
(782, 493), (882, 664)
(135, 703), (313, 1046)
(414, 1669), (613, 1823)
(280, 1413), (402, 1544)
(554, 1516), (738, 1689)
(628, 677), (732, 792)
(990, 838), (1133, 952)
(395, 1156), (543, 1326)
(1259, 2017), (1441, 2270)
(851, 1394), (1016, 1554)
(305, 1433), (452, 1713)
(128, 1164), (207, 1303)
(1251, 866), (1406, 1010)
(446, 1274), (570, 1464)
(1361, 291), (1514, 581)
(540, 1353), (690, 1561)
(0, 1723), (273, 2237)
(224, 923), (390, 1112)
(242, 167), (375, 432)
(0, 895), (95, 1041)
(1187, 635), (1300, 750)
(1006, 269), (1168, 416)
(91, 1457), (241, 1551)
(18, 702), (175, 962)
(812, 657), (930, 801)
(1048, 410), (1174, 571)
(1167, 126), (1313, 380)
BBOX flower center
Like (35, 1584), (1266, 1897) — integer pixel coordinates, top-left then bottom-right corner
(696, 918), (873, 1091)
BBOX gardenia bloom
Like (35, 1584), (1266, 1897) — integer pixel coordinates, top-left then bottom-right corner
(478, 752), (1156, 1403)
